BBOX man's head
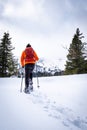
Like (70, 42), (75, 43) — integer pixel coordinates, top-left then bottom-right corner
(26, 43), (31, 48)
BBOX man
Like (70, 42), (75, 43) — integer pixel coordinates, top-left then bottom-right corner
(20, 43), (39, 93)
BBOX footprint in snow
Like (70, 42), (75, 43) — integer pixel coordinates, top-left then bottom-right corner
(27, 90), (87, 130)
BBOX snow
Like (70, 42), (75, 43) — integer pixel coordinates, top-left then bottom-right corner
(0, 74), (87, 130)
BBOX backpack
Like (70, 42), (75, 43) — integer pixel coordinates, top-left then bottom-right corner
(25, 47), (34, 61)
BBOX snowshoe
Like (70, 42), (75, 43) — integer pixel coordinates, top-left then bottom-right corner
(24, 88), (30, 94)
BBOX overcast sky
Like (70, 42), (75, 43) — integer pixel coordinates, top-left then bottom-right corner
(0, 0), (87, 69)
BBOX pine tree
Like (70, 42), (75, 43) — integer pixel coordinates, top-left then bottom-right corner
(0, 32), (18, 77)
(65, 28), (87, 75)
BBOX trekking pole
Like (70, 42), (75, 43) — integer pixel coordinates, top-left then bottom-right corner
(36, 63), (40, 88)
(20, 69), (24, 92)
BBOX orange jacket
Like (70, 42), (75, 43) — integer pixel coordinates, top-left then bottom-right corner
(20, 47), (39, 67)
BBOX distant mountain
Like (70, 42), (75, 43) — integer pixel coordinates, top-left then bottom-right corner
(18, 58), (64, 77)
(34, 58), (63, 76)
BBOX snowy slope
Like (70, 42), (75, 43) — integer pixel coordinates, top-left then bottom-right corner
(0, 74), (87, 130)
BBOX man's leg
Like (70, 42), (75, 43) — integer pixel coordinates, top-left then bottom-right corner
(25, 65), (30, 92)
(29, 64), (35, 90)
(30, 73), (33, 81)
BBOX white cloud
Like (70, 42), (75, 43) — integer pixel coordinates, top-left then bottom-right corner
(2, 0), (45, 21)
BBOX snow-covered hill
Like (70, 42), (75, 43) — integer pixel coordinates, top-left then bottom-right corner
(0, 74), (87, 130)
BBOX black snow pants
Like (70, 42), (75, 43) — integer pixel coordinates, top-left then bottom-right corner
(25, 63), (35, 89)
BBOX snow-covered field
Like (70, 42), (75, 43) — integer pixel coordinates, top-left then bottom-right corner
(0, 74), (87, 130)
